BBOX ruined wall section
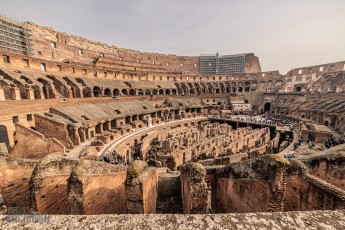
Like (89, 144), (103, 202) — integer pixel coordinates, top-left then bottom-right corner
(28, 155), (77, 214)
(26, 22), (200, 75)
(11, 123), (65, 159)
(212, 155), (290, 213)
(301, 149), (345, 189)
(284, 159), (345, 211)
(0, 156), (37, 211)
(68, 160), (127, 214)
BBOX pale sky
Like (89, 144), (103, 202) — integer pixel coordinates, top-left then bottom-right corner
(1, 0), (345, 74)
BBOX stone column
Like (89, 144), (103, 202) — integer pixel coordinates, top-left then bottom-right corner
(11, 87), (21, 100)
(125, 160), (158, 214)
(180, 162), (208, 214)
(27, 88), (35, 100)
(0, 87), (5, 101)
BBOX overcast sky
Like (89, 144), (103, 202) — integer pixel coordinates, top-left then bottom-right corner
(2, 0), (345, 74)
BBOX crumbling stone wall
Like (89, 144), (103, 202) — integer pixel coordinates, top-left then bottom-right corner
(125, 160), (158, 214)
(28, 154), (77, 214)
(180, 163), (208, 214)
(284, 159), (345, 211)
(212, 155), (290, 213)
(0, 156), (37, 212)
(11, 123), (65, 159)
(68, 160), (127, 214)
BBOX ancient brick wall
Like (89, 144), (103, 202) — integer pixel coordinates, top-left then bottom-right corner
(11, 123), (65, 159)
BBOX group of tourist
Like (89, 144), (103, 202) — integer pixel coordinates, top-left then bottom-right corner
(284, 153), (295, 159)
(98, 151), (126, 165)
(324, 136), (345, 149)
(262, 114), (298, 128)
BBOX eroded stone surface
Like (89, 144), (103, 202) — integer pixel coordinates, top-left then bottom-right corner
(0, 210), (345, 230)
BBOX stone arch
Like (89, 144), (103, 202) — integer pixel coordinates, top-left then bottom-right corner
(104, 88), (112, 97)
(188, 83), (195, 94)
(166, 89), (171, 95)
(33, 86), (43, 99)
(295, 86), (302, 92)
(238, 82), (243, 92)
(231, 82), (236, 93)
(225, 83), (230, 93)
(129, 89), (136, 96)
(113, 88), (120, 96)
(181, 83), (188, 95)
(37, 78), (55, 99)
(172, 89), (177, 95)
(206, 83), (212, 93)
(266, 81), (274, 92)
(137, 89), (144, 96)
(145, 89), (151, 95)
(258, 81), (266, 92)
(244, 82), (250, 92)
(83, 87), (92, 97)
(153, 89), (158, 95)
(121, 89), (128, 96)
(93, 86), (102, 97)
(274, 80), (284, 92)
(159, 89), (165, 95)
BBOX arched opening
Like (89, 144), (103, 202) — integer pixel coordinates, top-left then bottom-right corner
(153, 89), (158, 95)
(159, 89), (165, 95)
(244, 82), (250, 92)
(166, 89), (171, 95)
(104, 88), (111, 97)
(172, 89), (177, 95)
(93, 86), (102, 97)
(78, 127), (85, 143)
(0, 125), (9, 150)
(121, 89), (128, 96)
(113, 88), (120, 96)
(145, 89), (151, 95)
(129, 89), (136, 96)
(264, 102), (271, 113)
(295, 86), (302, 92)
(138, 89), (144, 96)
(43, 84), (55, 99)
(83, 87), (92, 97)
(33, 87), (42, 99)
(19, 87), (28, 99)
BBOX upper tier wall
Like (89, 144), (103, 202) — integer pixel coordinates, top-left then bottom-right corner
(26, 22), (261, 75)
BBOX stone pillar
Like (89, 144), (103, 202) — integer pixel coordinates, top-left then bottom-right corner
(27, 88), (35, 100)
(0, 87), (5, 101)
(125, 160), (158, 214)
(11, 87), (21, 100)
(38, 89), (45, 99)
(104, 121), (111, 131)
(180, 162), (208, 214)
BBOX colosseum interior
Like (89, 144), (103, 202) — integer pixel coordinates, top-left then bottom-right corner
(0, 13), (344, 229)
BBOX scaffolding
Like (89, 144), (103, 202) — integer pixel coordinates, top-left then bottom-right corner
(0, 14), (33, 55)
(199, 53), (245, 75)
